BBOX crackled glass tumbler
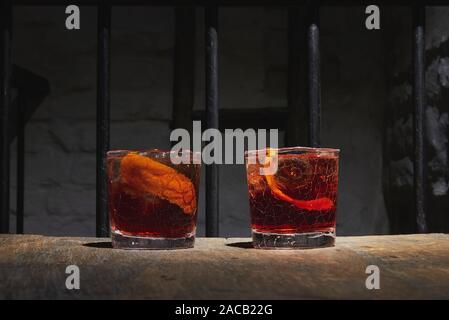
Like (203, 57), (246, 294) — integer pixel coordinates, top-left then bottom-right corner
(245, 147), (339, 249)
(107, 150), (201, 249)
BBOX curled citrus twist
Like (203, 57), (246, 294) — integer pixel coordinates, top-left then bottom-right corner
(264, 149), (334, 211)
(120, 153), (197, 215)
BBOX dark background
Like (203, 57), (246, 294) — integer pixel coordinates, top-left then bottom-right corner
(7, 6), (449, 236)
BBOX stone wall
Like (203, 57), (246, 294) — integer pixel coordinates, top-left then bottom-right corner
(9, 5), (446, 237)
(384, 7), (449, 233)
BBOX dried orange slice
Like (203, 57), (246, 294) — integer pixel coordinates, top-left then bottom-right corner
(120, 153), (197, 215)
(263, 149), (333, 211)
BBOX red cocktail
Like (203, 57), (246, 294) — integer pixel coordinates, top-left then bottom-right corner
(245, 147), (339, 249)
(107, 150), (200, 249)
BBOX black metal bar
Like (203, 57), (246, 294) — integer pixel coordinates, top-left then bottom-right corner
(413, 4), (427, 233)
(16, 93), (24, 234)
(171, 6), (196, 133)
(287, 6), (307, 147)
(96, 1), (111, 237)
(287, 6), (300, 147)
(205, 5), (219, 237)
(306, 2), (321, 147)
(0, 0), (12, 233)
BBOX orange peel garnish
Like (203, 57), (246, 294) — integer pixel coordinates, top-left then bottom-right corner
(263, 149), (333, 211)
(120, 153), (197, 215)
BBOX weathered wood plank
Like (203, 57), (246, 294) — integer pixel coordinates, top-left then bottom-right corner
(0, 234), (448, 299)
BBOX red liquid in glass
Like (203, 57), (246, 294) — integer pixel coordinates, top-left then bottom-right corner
(108, 156), (199, 238)
(246, 153), (338, 234)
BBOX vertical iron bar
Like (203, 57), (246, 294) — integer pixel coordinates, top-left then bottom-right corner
(306, 2), (321, 148)
(172, 6), (196, 134)
(413, 4), (427, 233)
(0, 0), (11, 233)
(205, 5), (219, 237)
(96, 1), (111, 237)
(16, 93), (24, 234)
(287, 6), (307, 147)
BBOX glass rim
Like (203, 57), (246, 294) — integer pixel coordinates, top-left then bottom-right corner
(244, 146), (340, 156)
(107, 149), (202, 158)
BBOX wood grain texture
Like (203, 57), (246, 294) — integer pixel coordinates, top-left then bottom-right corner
(0, 234), (448, 299)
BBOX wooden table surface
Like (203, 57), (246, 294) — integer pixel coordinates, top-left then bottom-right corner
(1, 234), (448, 299)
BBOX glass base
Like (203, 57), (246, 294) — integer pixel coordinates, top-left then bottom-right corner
(252, 230), (335, 249)
(111, 231), (195, 250)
